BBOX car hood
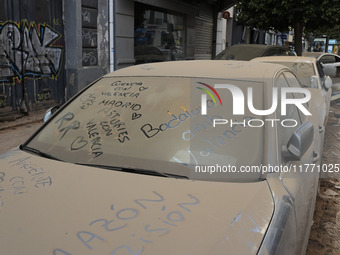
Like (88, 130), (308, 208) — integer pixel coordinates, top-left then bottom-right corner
(0, 149), (274, 255)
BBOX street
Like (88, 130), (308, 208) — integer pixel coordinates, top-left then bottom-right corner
(306, 103), (340, 254)
(0, 121), (42, 153)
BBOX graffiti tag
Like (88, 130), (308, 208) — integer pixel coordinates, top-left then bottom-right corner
(0, 21), (63, 83)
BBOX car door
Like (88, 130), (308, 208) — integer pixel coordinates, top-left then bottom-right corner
(276, 71), (320, 254)
(319, 54), (340, 85)
(315, 60), (332, 124)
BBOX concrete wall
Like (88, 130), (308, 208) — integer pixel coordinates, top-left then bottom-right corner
(63, 0), (109, 99)
(115, 0), (135, 69)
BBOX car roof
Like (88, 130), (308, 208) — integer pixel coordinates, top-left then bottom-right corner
(104, 60), (288, 82)
(227, 44), (287, 50)
(214, 44), (294, 60)
(302, 52), (324, 58)
(251, 56), (317, 64)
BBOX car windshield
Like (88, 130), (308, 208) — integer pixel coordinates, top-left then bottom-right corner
(24, 76), (265, 182)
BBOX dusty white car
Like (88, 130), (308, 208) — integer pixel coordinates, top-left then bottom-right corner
(303, 52), (340, 90)
(215, 44), (295, 60)
(0, 61), (325, 254)
(251, 56), (332, 127)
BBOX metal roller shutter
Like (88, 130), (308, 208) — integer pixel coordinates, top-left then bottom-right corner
(195, 5), (214, 59)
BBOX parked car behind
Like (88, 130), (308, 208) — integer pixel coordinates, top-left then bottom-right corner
(0, 60), (324, 255)
(251, 56), (332, 126)
(303, 52), (340, 90)
(134, 46), (170, 64)
(215, 44), (295, 60)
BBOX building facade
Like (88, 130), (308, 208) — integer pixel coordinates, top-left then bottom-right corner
(0, 0), (66, 112)
(0, 0), (236, 114)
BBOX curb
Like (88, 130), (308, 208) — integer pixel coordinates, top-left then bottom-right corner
(0, 118), (43, 131)
(0, 111), (45, 131)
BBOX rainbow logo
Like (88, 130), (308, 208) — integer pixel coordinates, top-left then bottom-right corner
(196, 82), (222, 106)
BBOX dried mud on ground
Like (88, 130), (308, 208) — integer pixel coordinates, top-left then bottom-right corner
(0, 121), (42, 154)
(306, 102), (340, 254)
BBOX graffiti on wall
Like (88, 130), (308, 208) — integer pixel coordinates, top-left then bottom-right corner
(0, 21), (63, 83)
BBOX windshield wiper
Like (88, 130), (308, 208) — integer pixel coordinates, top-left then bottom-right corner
(20, 145), (62, 161)
(75, 163), (188, 179)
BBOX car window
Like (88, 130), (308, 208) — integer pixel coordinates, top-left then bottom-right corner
(215, 46), (266, 60)
(264, 49), (280, 56)
(267, 61), (315, 88)
(287, 51), (296, 56)
(215, 45), (294, 60)
(24, 76), (265, 182)
(320, 55), (336, 64)
(280, 49), (295, 56)
(264, 48), (293, 57)
(276, 74), (303, 151)
(316, 60), (325, 77)
(283, 71), (308, 122)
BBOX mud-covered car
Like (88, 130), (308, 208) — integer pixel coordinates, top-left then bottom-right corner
(251, 56), (332, 127)
(0, 61), (324, 254)
(215, 44), (295, 60)
(303, 52), (340, 90)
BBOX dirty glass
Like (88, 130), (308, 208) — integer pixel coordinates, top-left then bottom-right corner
(134, 3), (185, 64)
(258, 61), (316, 88)
(276, 74), (303, 148)
(215, 46), (266, 60)
(25, 76), (264, 182)
(282, 62), (315, 88)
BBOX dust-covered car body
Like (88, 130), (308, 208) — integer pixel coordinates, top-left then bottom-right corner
(302, 52), (340, 76)
(303, 52), (340, 90)
(251, 56), (332, 127)
(215, 44), (295, 61)
(0, 61), (324, 254)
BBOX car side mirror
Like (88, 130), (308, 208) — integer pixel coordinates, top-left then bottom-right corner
(324, 76), (332, 90)
(282, 121), (314, 161)
(43, 106), (60, 123)
(310, 75), (318, 88)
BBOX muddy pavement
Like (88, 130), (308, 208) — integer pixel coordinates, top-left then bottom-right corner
(0, 121), (42, 153)
(306, 102), (340, 255)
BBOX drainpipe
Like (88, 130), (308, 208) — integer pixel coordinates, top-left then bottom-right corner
(18, 0), (29, 113)
(109, 0), (115, 72)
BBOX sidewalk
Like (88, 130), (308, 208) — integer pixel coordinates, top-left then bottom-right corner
(0, 109), (46, 131)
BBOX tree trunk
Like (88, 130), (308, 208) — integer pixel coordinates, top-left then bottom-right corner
(294, 21), (304, 56)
